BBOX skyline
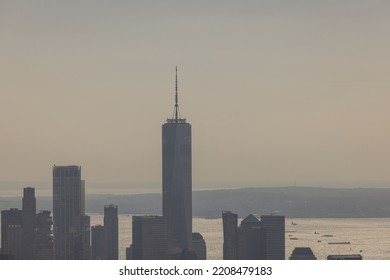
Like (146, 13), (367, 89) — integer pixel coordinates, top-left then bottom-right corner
(1, 1), (390, 195)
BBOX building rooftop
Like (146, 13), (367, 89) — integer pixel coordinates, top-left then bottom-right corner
(192, 232), (204, 240)
(166, 118), (187, 124)
(327, 254), (363, 260)
(241, 214), (260, 224)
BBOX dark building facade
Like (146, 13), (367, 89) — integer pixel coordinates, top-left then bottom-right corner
(192, 232), (207, 260)
(224, 213), (285, 260)
(238, 214), (267, 260)
(104, 204), (118, 260)
(91, 225), (105, 260)
(5, 225), (23, 259)
(1, 208), (22, 259)
(126, 246), (133, 260)
(22, 187), (36, 259)
(52, 165), (83, 259)
(162, 68), (192, 252)
(81, 215), (91, 259)
(261, 215), (285, 260)
(34, 210), (54, 260)
(222, 210), (238, 259)
(132, 215), (169, 260)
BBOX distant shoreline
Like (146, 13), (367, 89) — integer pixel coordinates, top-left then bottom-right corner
(2, 186), (390, 218)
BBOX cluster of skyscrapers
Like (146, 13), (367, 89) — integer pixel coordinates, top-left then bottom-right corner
(222, 211), (286, 260)
(1, 188), (54, 259)
(0, 166), (119, 260)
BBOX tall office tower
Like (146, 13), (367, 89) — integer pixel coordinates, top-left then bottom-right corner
(1, 208), (22, 258)
(81, 215), (91, 259)
(192, 232), (206, 260)
(34, 210), (54, 260)
(132, 215), (169, 260)
(53, 165), (83, 259)
(238, 214), (267, 260)
(222, 211), (239, 259)
(162, 68), (192, 251)
(91, 225), (105, 260)
(104, 204), (118, 260)
(80, 180), (91, 259)
(22, 187), (36, 259)
(261, 215), (285, 260)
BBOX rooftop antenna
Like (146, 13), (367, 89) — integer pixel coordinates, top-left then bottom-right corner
(174, 66), (181, 122)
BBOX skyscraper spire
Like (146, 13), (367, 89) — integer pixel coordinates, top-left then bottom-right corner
(174, 66), (179, 122)
(168, 66), (185, 124)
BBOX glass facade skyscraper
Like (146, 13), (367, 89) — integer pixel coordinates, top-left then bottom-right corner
(22, 187), (36, 259)
(52, 165), (83, 260)
(261, 215), (285, 260)
(222, 210), (238, 259)
(162, 68), (192, 251)
(104, 204), (118, 260)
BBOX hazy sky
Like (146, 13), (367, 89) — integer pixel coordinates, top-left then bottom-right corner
(1, 1), (390, 195)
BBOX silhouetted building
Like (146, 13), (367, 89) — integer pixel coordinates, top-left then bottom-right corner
(222, 210), (238, 259)
(104, 204), (118, 260)
(238, 214), (267, 260)
(180, 249), (198, 260)
(126, 245), (133, 260)
(132, 215), (169, 260)
(80, 180), (90, 259)
(230, 213), (285, 260)
(52, 165), (83, 259)
(192, 232), (206, 260)
(327, 254), (363, 260)
(1, 208), (22, 259)
(289, 247), (317, 260)
(34, 210), (54, 260)
(261, 215), (285, 260)
(162, 68), (192, 252)
(5, 225), (23, 259)
(0, 253), (15, 260)
(91, 225), (105, 260)
(22, 187), (36, 259)
(81, 215), (91, 259)
(81, 180), (86, 215)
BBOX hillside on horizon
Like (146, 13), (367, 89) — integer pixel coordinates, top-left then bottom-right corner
(2, 186), (390, 218)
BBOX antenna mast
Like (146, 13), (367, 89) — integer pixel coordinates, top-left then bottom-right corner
(174, 66), (179, 122)
(168, 66), (185, 123)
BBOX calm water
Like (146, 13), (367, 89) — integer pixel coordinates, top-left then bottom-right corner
(90, 214), (390, 260)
